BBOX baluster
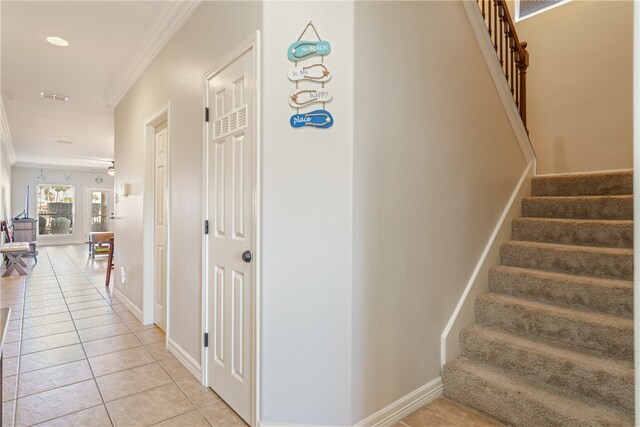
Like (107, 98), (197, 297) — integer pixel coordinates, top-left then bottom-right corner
(487, 0), (493, 39)
(510, 37), (515, 95)
(481, 0), (486, 19)
(515, 60), (519, 107)
(493, 0), (498, 50)
(518, 42), (529, 130)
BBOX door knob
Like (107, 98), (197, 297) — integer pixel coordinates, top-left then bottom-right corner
(242, 250), (252, 263)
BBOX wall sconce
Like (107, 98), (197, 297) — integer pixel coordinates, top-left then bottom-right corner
(108, 162), (115, 176)
(36, 169), (47, 182)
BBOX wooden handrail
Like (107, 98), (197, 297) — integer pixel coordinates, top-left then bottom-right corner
(477, 0), (529, 132)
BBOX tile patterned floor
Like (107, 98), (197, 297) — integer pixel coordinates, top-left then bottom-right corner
(1, 245), (247, 427)
(395, 398), (505, 427)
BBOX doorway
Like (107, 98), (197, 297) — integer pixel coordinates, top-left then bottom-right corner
(203, 33), (260, 425)
(84, 187), (114, 242)
(143, 105), (171, 335)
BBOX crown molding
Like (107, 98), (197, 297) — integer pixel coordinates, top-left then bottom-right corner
(103, 0), (202, 108)
(0, 99), (16, 165)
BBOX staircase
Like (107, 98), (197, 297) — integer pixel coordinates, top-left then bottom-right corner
(443, 170), (634, 426)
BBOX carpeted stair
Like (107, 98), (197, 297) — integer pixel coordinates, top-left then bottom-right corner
(443, 170), (635, 426)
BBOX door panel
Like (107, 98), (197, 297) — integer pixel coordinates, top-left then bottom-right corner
(154, 121), (168, 332)
(206, 46), (254, 423)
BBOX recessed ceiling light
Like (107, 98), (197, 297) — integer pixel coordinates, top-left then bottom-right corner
(40, 91), (69, 102)
(46, 36), (69, 47)
(56, 140), (74, 144)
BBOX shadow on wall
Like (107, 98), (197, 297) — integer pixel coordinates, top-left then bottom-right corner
(553, 137), (566, 173)
(1, 188), (8, 221)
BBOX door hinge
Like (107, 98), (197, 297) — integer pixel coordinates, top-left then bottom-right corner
(204, 333), (209, 348)
(205, 107), (209, 122)
(204, 220), (209, 235)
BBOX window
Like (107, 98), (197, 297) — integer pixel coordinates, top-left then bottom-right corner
(517, 0), (570, 21)
(37, 185), (75, 235)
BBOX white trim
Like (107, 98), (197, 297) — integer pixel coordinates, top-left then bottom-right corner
(202, 31), (261, 427)
(113, 287), (143, 322)
(440, 161), (532, 366)
(13, 163), (110, 173)
(167, 336), (202, 379)
(142, 103), (171, 332)
(462, 1), (536, 174)
(0, 99), (16, 165)
(354, 377), (443, 427)
(104, 1), (202, 108)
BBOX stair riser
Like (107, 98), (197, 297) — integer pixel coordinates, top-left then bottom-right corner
(500, 244), (632, 281)
(532, 173), (633, 197)
(443, 362), (633, 426)
(475, 298), (633, 361)
(488, 268), (633, 318)
(460, 328), (634, 412)
(512, 219), (633, 248)
(522, 197), (632, 220)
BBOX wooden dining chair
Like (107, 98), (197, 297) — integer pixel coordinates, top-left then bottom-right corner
(105, 237), (114, 287)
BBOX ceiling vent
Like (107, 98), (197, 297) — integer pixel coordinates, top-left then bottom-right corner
(56, 140), (74, 144)
(40, 92), (69, 102)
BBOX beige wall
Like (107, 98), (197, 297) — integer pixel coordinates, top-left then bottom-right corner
(114, 1), (262, 365)
(10, 166), (113, 244)
(351, 1), (529, 422)
(515, 0), (633, 174)
(0, 142), (10, 222)
(260, 2), (354, 424)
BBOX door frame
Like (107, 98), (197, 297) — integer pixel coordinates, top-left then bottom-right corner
(143, 102), (171, 343)
(201, 31), (261, 426)
(83, 186), (114, 242)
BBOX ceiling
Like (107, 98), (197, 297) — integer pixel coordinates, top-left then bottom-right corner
(1, 1), (196, 171)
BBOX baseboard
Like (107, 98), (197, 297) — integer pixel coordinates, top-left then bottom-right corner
(440, 162), (533, 367)
(112, 287), (143, 322)
(354, 377), (443, 427)
(167, 336), (202, 380)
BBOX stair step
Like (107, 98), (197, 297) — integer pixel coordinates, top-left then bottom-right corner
(488, 266), (633, 318)
(512, 218), (633, 248)
(459, 324), (634, 412)
(475, 293), (633, 361)
(500, 241), (632, 280)
(522, 195), (632, 220)
(531, 170), (633, 197)
(443, 358), (633, 427)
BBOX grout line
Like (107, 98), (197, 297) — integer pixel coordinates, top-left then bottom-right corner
(25, 404), (107, 426)
(9, 245), (189, 427)
(55, 245), (118, 427)
(11, 247), (51, 427)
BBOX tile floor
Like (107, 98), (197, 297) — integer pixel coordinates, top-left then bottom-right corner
(1, 244), (247, 427)
(395, 398), (504, 426)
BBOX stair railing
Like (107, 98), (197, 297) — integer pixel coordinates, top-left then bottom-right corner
(477, 0), (529, 132)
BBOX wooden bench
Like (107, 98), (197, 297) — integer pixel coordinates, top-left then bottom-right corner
(1, 242), (30, 277)
(88, 232), (114, 258)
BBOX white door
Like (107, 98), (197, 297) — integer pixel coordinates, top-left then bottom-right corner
(206, 46), (255, 423)
(154, 121), (168, 332)
(84, 188), (114, 242)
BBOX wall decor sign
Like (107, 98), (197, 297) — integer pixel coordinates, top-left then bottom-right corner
(288, 64), (331, 82)
(288, 21), (334, 129)
(290, 110), (334, 128)
(287, 40), (331, 61)
(289, 88), (332, 107)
